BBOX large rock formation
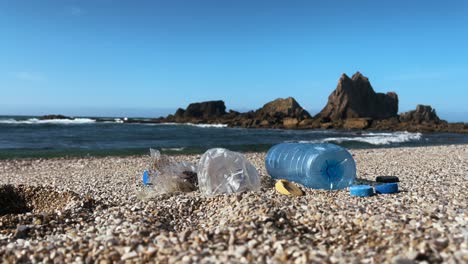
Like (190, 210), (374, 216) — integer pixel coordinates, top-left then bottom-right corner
(317, 72), (398, 120)
(399, 105), (441, 124)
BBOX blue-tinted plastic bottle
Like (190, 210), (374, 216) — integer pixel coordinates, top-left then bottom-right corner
(265, 143), (356, 190)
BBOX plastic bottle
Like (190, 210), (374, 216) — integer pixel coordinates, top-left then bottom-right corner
(198, 148), (261, 196)
(136, 149), (198, 200)
(265, 143), (356, 190)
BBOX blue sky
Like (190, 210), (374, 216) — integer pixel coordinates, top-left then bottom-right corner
(0, 0), (467, 121)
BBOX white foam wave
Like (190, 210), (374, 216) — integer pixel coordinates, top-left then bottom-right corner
(159, 122), (228, 128)
(161, 147), (185, 151)
(0, 118), (96, 124)
(297, 131), (422, 145)
(0, 119), (17, 124)
(187, 123), (228, 128)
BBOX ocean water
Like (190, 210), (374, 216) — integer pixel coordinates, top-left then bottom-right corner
(0, 116), (467, 159)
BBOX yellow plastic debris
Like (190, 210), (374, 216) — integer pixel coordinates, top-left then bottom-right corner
(275, 180), (304, 196)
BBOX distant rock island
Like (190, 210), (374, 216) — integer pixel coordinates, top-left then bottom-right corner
(43, 72), (467, 133)
(150, 72), (466, 133)
(39, 114), (73, 120)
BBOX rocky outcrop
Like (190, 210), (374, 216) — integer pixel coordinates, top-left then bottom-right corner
(283, 117), (300, 129)
(255, 97), (311, 120)
(225, 97), (311, 128)
(307, 72), (466, 133)
(343, 118), (372, 129)
(367, 105), (456, 132)
(148, 72), (466, 133)
(166, 100), (228, 123)
(375, 105), (454, 132)
(316, 72), (398, 120)
(40, 115), (72, 120)
(250, 97), (311, 128)
(179, 100), (227, 119)
(159, 97), (312, 128)
(399, 105), (441, 124)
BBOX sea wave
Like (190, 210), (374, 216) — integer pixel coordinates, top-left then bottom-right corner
(157, 122), (228, 128)
(297, 131), (422, 145)
(161, 147), (185, 151)
(186, 123), (228, 128)
(0, 118), (96, 125)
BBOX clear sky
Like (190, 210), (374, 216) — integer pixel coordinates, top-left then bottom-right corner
(1, 0), (467, 121)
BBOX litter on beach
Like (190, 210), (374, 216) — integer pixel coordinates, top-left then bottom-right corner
(349, 185), (374, 197)
(275, 179), (304, 196)
(137, 149), (198, 199)
(138, 148), (262, 197)
(265, 143), (356, 190)
(375, 182), (399, 194)
(197, 148), (261, 196)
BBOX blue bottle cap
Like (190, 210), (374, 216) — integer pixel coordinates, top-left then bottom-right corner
(143, 170), (149, 185)
(375, 183), (398, 194)
(350, 185), (374, 197)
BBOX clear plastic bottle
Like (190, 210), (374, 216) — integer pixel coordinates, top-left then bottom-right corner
(265, 143), (356, 190)
(135, 149), (198, 200)
(197, 148), (261, 196)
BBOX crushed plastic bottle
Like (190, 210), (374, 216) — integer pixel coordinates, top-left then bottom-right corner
(265, 143), (356, 190)
(197, 148), (261, 196)
(136, 149), (198, 199)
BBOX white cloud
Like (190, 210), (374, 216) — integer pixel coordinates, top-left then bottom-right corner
(11, 72), (45, 81)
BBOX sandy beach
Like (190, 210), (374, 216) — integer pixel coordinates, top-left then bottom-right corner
(0, 145), (467, 263)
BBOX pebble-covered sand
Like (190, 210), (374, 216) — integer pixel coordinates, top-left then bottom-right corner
(0, 145), (467, 263)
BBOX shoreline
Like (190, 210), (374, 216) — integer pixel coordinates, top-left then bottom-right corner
(1, 144), (467, 262)
(1, 142), (467, 161)
(1, 115), (467, 134)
